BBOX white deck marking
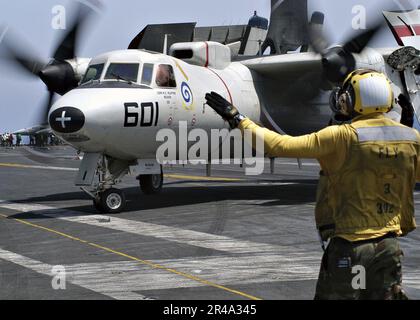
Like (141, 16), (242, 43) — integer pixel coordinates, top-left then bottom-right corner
(1, 248), (418, 296)
(0, 153), (18, 156)
(3, 247), (419, 299)
(0, 201), (311, 255)
(58, 253), (321, 290)
(0, 248), (148, 300)
(404, 271), (420, 290)
(0, 163), (78, 171)
(0, 248), (319, 296)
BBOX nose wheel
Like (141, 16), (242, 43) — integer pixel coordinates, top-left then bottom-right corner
(94, 188), (126, 213)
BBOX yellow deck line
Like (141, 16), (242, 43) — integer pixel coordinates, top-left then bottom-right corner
(0, 213), (261, 300)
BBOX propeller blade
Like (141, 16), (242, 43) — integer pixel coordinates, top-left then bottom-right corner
(342, 23), (382, 54)
(37, 91), (55, 125)
(52, 2), (96, 61)
(46, 1), (100, 93)
(0, 29), (47, 77)
(307, 11), (328, 54)
(1, 0), (102, 140)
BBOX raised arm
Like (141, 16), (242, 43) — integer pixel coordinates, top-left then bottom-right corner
(239, 118), (346, 159)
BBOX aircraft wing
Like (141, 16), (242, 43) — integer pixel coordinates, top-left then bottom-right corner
(239, 52), (326, 135)
(238, 49), (399, 135)
(14, 125), (50, 136)
(19, 146), (79, 164)
(35, 127), (52, 135)
(240, 47), (402, 82)
(240, 52), (322, 81)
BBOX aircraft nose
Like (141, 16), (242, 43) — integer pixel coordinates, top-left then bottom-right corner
(49, 107), (85, 133)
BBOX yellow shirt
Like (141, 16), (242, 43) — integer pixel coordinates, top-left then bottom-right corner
(239, 113), (420, 241)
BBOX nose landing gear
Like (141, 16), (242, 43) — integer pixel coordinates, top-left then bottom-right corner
(82, 155), (132, 214)
(79, 154), (165, 213)
(79, 155), (167, 213)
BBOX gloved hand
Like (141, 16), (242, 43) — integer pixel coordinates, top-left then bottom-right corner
(398, 94), (414, 128)
(205, 91), (244, 128)
(398, 94), (414, 112)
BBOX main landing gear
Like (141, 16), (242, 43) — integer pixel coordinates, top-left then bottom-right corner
(138, 167), (163, 194)
(86, 155), (164, 213)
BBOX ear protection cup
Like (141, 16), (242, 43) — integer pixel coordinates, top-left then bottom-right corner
(329, 88), (340, 114)
(329, 88), (352, 122)
(344, 90), (353, 114)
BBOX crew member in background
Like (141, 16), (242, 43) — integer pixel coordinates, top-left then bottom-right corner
(205, 69), (420, 300)
(7, 133), (13, 147)
(16, 133), (22, 147)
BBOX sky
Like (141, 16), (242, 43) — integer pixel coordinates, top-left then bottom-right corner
(0, 0), (419, 132)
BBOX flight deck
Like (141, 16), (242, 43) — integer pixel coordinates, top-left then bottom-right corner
(1, 146), (419, 300)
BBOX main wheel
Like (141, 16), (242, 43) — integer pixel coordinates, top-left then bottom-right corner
(97, 188), (126, 213)
(139, 168), (163, 195)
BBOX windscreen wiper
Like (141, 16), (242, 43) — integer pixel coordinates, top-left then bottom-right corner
(81, 78), (101, 86)
(111, 73), (133, 84)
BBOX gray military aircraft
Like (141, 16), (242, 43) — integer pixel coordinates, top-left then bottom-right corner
(1, 0), (420, 213)
(13, 125), (49, 136)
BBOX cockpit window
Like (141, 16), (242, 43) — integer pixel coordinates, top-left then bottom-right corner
(156, 64), (176, 88)
(81, 64), (104, 84)
(141, 63), (154, 86)
(105, 63), (139, 83)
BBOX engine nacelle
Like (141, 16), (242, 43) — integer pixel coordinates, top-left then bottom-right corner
(66, 57), (92, 82)
(353, 47), (386, 74)
(39, 57), (92, 95)
(169, 41), (231, 69)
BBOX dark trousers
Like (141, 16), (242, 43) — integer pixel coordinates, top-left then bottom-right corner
(314, 234), (408, 300)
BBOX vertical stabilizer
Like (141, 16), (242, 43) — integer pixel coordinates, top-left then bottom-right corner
(383, 9), (420, 49)
(262, 0), (309, 54)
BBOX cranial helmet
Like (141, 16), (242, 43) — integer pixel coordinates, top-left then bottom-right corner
(330, 69), (394, 120)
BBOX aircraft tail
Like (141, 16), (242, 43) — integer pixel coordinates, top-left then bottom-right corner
(262, 0), (324, 55)
(383, 8), (420, 49)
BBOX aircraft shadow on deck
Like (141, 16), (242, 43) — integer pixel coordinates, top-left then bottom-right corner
(8, 179), (318, 220)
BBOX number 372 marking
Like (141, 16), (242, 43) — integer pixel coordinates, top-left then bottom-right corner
(124, 102), (159, 127)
